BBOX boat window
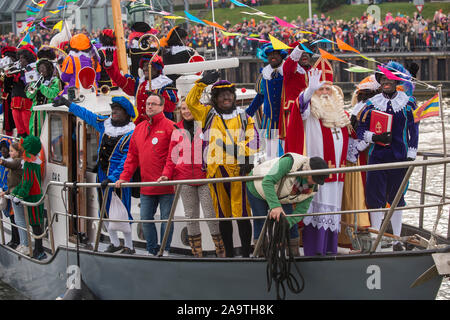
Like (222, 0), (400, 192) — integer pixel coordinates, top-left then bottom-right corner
(49, 115), (64, 164)
(86, 125), (98, 172)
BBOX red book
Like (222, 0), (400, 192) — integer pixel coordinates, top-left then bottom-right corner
(370, 110), (393, 146)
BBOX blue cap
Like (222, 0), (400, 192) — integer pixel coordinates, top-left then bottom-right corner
(111, 96), (137, 119)
(256, 43), (288, 62)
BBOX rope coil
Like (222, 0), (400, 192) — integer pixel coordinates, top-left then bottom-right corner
(263, 215), (305, 300)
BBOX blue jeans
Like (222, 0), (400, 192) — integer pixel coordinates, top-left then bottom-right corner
(140, 194), (175, 254)
(11, 201), (28, 246)
(247, 188), (299, 241)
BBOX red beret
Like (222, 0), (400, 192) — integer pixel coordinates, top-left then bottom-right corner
(1, 46), (17, 56)
(18, 44), (37, 58)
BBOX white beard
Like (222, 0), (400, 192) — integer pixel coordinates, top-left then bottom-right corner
(310, 88), (350, 128)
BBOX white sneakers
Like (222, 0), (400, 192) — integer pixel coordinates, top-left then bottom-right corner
(163, 250), (170, 257)
(16, 245), (30, 255)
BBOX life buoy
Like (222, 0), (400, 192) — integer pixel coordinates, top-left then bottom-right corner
(188, 54), (205, 76)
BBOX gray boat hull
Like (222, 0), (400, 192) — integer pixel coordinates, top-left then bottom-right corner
(0, 245), (444, 300)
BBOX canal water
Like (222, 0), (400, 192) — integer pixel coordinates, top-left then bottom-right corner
(0, 97), (448, 300)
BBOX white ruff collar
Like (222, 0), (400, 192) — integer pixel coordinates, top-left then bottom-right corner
(210, 107), (246, 120)
(99, 46), (116, 51)
(142, 74), (173, 90)
(369, 91), (409, 113)
(261, 62), (284, 80)
(68, 51), (91, 59)
(170, 46), (190, 55)
(296, 64), (307, 75)
(104, 118), (135, 137)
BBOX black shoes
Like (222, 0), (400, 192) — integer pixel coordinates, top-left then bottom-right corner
(104, 244), (123, 253)
(120, 247), (135, 255)
(7, 241), (19, 249)
(393, 242), (404, 251)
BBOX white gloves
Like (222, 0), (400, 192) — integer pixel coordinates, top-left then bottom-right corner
(303, 68), (325, 103)
(12, 197), (21, 204)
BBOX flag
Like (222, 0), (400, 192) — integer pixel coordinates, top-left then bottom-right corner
(318, 48), (346, 63)
(413, 93), (440, 122)
(300, 43), (314, 54)
(345, 66), (374, 73)
(269, 34), (292, 50)
(230, 0), (249, 7)
(336, 38), (360, 54)
(274, 16), (297, 28)
(19, 33), (31, 46)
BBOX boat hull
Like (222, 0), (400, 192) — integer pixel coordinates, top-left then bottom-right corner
(0, 245), (443, 300)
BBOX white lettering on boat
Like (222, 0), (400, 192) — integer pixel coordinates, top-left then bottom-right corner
(366, 265), (381, 290)
(66, 265), (81, 289)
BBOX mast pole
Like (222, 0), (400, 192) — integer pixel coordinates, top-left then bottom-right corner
(111, 0), (128, 74)
(211, 0), (218, 60)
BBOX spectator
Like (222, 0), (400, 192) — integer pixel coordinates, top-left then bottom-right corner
(158, 100), (226, 258)
(0, 138), (20, 249)
(0, 140), (27, 254)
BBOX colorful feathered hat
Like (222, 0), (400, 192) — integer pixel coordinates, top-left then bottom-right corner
(375, 61), (415, 96)
(256, 43), (287, 62)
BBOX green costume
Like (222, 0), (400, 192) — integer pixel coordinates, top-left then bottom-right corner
(11, 136), (44, 226)
(26, 76), (62, 137)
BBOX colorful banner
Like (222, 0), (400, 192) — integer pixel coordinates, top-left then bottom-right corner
(413, 93), (440, 122)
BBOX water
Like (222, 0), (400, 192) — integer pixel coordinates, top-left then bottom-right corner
(0, 97), (448, 300)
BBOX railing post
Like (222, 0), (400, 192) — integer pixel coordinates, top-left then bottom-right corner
(419, 155), (428, 229)
(0, 214), (4, 245)
(370, 166), (414, 253)
(94, 186), (110, 252)
(46, 198), (55, 254)
(23, 205), (33, 258)
(158, 185), (182, 257)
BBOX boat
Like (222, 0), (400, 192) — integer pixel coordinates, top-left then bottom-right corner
(0, 1), (449, 301)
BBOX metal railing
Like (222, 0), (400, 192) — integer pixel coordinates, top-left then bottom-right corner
(1, 155), (449, 258)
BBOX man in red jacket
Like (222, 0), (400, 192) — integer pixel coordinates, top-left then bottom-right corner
(116, 92), (175, 256)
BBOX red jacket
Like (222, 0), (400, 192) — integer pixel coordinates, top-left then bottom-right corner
(120, 112), (175, 195)
(162, 120), (205, 185)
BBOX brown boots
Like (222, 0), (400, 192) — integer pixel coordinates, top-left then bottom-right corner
(212, 233), (226, 258)
(188, 234), (203, 257)
(187, 233), (226, 258)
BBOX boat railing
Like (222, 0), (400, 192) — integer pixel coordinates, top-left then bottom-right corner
(1, 155), (449, 258)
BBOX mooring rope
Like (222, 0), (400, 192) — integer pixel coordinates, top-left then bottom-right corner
(263, 215), (305, 300)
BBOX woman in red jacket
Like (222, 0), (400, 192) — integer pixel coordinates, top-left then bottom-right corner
(158, 101), (225, 258)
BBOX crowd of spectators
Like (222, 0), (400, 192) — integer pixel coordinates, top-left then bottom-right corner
(0, 9), (448, 58)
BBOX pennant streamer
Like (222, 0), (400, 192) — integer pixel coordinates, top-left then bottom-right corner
(39, 21), (48, 29)
(19, 33), (31, 46)
(230, 0), (249, 7)
(300, 43), (314, 54)
(50, 10), (61, 14)
(345, 66), (374, 73)
(53, 20), (63, 32)
(184, 11), (207, 25)
(26, 6), (41, 12)
(26, 10), (39, 16)
(202, 20), (226, 30)
(312, 39), (333, 45)
(318, 48), (346, 63)
(336, 38), (360, 54)
(274, 16), (298, 28)
(269, 34), (292, 50)
(359, 54), (376, 62)
(246, 37), (270, 43)
(377, 65), (403, 81)
(221, 31), (242, 37)
(163, 16), (185, 20)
